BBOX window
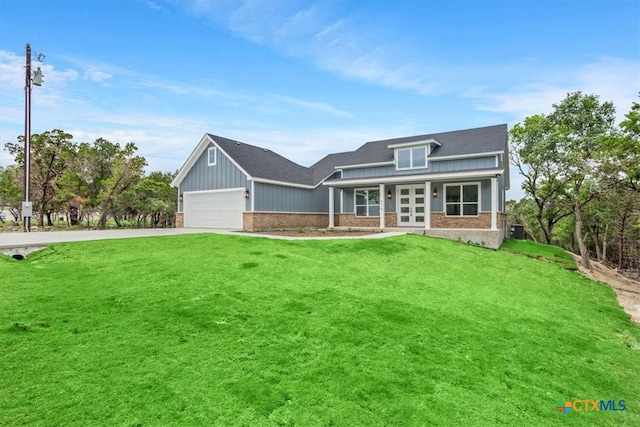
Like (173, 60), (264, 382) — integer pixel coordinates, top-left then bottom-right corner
(445, 183), (479, 216)
(207, 147), (217, 166)
(396, 146), (427, 170)
(355, 189), (380, 217)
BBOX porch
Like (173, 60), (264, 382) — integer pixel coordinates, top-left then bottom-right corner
(327, 174), (503, 232)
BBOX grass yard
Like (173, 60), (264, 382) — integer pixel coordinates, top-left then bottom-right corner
(1, 234), (639, 426)
(500, 238), (578, 271)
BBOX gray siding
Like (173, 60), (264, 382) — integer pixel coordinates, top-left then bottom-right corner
(341, 156), (498, 179)
(342, 188), (354, 213)
(430, 156), (497, 173)
(342, 164), (417, 179)
(180, 143), (248, 193)
(255, 183), (328, 213)
(432, 183), (443, 212)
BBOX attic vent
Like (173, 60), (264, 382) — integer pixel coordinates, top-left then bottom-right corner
(264, 149), (269, 152)
(236, 142), (240, 145)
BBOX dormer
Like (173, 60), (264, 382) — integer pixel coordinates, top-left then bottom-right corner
(388, 138), (441, 171)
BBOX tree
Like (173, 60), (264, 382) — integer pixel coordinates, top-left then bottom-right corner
(509, 115), (573, 244)
(0, 165), (23, 221)
(96, 142), (147, 229)
(549, 92), (616, 269)
(126, 171), (177, 227)
(614, 99), (640, 191)
(4, 129), (76, 227)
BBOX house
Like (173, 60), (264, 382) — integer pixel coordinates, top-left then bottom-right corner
(171, 124), (510, 248)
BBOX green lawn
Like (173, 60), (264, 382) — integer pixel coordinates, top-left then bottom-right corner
(500, 238), (578, 270)
(1, 234), (638, 426)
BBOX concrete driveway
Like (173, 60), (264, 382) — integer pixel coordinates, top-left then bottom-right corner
(0, 228), (234, 249)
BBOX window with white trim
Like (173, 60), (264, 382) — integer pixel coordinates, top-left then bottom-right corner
(445, 183), (479, 216)
(396, 146), (427, 170)
(355, 189), (380, 217)
(207, 147), (217, 166)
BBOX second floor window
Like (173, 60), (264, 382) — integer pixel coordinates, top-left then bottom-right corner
(397, 147), (426, 169)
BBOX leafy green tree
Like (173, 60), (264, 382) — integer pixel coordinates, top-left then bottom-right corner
(126, 171), (177, 227)
(614, 99), (640, 191)
(96, 142), (147, 229)
(509, 115), (573, 244)
(4, 129), (76, 227)
(0, 165), (23, 222)
(549, 92), (616, 268)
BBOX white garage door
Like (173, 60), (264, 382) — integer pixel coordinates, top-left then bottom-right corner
(183, 188), (245, 229)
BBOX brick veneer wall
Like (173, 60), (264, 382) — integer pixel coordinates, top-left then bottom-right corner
(431, 212), (506, 229)
(334, 213), (397, 228)
(243, 212), (329, 231)
(175, 212), (184, 228)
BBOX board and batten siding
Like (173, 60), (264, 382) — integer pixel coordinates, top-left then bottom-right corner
(178, 143), (249, 212)
(254, 182), (329, 213)
(429, 156), (496, 173)
(341, 155), (498, 180)
(180, 143), (249, 193)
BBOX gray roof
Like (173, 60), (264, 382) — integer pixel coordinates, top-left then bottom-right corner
(210, 134), (314, 185)
(336, 123), (508, 166)
(209, 124), (507, 186)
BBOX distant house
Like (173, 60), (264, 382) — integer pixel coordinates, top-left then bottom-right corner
(171, 124), (510, 247)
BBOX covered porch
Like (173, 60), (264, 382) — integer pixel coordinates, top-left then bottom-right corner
(325, 170), (504, 233)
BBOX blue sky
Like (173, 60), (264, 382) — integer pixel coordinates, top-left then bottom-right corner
(1, 0), (638, 200)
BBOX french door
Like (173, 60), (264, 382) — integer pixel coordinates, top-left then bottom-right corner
(397, 185), (425, 226)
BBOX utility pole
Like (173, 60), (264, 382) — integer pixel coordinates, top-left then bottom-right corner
(23, 43), (33, 232)
(22, 43), (43, 232)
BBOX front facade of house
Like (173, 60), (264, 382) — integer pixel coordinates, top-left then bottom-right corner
(171, 124), (510, 247)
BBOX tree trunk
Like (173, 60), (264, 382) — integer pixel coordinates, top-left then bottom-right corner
(591, 224), (602, 261)
(97, 209), (109, 230)
(573, 190), (591, 269)
(618, 231), (625, 270)
(602, 224), (608, 263)
(535, 212), (553, 244)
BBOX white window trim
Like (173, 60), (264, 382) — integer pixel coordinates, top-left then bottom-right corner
(444, 182), (481, 217)
(354, 187), (381, 217)
(395, 146), (428, 171)
(207, 147), (217, 166)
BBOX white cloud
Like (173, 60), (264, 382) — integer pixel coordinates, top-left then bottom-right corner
(470, 57), (640, 124)
(270, 94), (354, 118)
(84, 68), (113, 82)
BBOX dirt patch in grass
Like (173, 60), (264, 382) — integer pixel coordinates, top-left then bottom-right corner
(572, 254), (640, 325)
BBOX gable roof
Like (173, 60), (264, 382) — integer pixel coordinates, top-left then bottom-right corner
(172, 124), (508, 188)
(335, 124), (508, 167)
(211, 135), (313, 185)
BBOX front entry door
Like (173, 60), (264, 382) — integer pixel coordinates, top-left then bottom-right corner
(397, 185), (425, 226)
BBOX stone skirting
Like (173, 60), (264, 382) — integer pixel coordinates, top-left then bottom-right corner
(175, 212), (184, 228)
(243, 212), (329, 231)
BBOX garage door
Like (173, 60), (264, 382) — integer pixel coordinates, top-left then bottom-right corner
(183, 188), (245, 229)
